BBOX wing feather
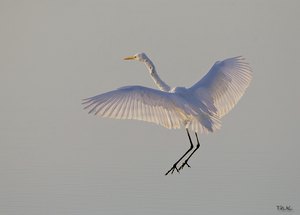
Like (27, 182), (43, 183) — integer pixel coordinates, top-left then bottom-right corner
(188, 56), (252, 118)
(83, 86), (186, 130)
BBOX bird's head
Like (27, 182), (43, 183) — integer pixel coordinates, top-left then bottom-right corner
(123, 53), (148, 62)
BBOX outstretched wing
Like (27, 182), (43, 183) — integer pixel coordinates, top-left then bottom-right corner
(82, 86), (184, 129)
(188, 56), (252, 118)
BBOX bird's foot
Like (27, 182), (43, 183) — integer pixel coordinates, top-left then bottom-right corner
(165, 164), (180, 175)
(179, 160), (191, 170)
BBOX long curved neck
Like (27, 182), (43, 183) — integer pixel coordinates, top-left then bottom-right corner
(143, 58), (171, 92)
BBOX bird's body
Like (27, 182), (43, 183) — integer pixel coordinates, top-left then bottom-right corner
(83, 53), (252, 174)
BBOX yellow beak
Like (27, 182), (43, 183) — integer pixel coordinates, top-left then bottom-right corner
(123, 56), (136, 60)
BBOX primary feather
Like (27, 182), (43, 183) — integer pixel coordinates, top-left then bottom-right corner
(83, 86), (183, 129)
(189, 56), (252, 118)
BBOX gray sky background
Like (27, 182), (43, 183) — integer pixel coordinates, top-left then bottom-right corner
(1, 1), (299, 214)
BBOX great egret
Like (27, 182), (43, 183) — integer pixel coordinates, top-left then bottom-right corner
(82, 53), (252, 175)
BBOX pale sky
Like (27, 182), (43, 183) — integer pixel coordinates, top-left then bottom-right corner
(0, 1), (299, 214)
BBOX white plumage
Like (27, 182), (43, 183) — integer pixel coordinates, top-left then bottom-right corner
(83, 54), (252, 133)
(82, 53), (252, 174)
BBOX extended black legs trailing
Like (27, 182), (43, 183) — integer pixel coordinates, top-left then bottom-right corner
(179, 132), (200, 170)
(165, 129), (201, 175)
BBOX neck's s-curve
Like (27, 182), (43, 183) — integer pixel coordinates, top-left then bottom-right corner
(143, 58), (171, 92)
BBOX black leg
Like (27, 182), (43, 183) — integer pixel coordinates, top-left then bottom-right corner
(165, 129), (194, 175)
(179, 132), (200, 170)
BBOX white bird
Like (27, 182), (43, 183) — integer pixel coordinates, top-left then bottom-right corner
(83, 53), (252, 175)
